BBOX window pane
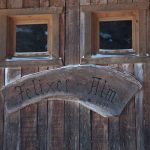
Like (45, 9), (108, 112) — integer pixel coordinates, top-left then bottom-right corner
(99, 20), (132, 50)
(16, 24), (48, 53)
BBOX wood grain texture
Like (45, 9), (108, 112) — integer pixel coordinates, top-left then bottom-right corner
(47, 101), (64, 150)
(7, 0), (22, 8)
(65, 1), (80, 150)
(20, 67), (38, 150)
(134, 63), (144, 150)
(0, 69), (4, 150)
(3, 68), (21, 150)
(107, 0), (117, 4)
(91, 0), (107, 5)
(50, 0), (64, 6)
(0, 0), (6, 8)
(92, 112), (108, 150)
(40, 0), (49, 7)
(143, 63), (150, 150)
(119, 64), (136, 150)
(23, 0), (40, 8)
(38, 67), (48, 150)
(80, 0), (90, 5)
(80, 106), (91, 150)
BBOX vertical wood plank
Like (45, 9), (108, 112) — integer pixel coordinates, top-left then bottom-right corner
(0, 0), (6, 8)
(23, 0), (40, 8)
(47, 100), (64, 150)
(7, 0), (22, 8)
(65, 1), (80, 150)
(143, 63), (150, 150)
(0, 68), (4, 150)
(80, 106), (91, 150)
(118, 0), (132, 3)
(38, 67), (48, 150)
(3, 68), (21, 150)
(119, 64), (136, 150)
(80, 0), (90, 5)
(139, 9), (147, 55)
(40, 0), (49, 7)
(20, 67), (38, 150)
(91, 0), (107, 5)
(134, 63), (144, 150)
(107, 0), (117, 4)
(50, 0), (64, 6)
(92, 112), (108, 150)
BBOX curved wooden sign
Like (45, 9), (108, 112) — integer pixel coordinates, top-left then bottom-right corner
(1, 65), (142, 117)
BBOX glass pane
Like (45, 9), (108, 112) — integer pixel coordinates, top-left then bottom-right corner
(16, 24), (48, 53)
(99, 20), (132, 50)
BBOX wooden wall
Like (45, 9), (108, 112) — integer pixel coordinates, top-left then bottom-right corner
(0, 0), (150, 150)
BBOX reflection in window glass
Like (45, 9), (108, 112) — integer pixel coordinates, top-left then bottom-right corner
(16, 24), (48, 52)
(99, 20), (132, 50)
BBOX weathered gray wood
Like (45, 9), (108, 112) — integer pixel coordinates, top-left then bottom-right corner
(119, 64), (136, 150)
(0, 0), (6, 8)
(23, 0), (40, 8)
(2, 65), (142, 117)
(80, 0), (90, 5)
(91, 0), (107, 5)
(64, 101), (79, 150)
(3, 68), (21, 150)
(134, 63), (144, 150)
(20, 67), (38, 150)
(80, 105), (91, 150)
(47, 101), (64, 150)
(92, 112), (108, 150)
(50, 0), (65, 6)
(0, 68), (4, 150)
(40, 0), (49, 7)
(82, 55), (150, 65)
(143, 63), (150, 150)
(81, 3), (148, 11)
(7, 0), (22, 8)
(0, 58), (63, 67)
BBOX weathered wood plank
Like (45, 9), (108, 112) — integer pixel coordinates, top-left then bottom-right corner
(50, 0), (64, 6)
(20, 67), (38, 150)
(118, 0), (132, 3)
(37, 67), (48, 150)
(3, 68), (21, 150)
(0, 0), (6, 8)
(80, 0), (90, 5)
(0, 68), (4, 150)
(23, 0), (40, 8)
(109, 117), (120, 150)
(143, 63), (150, 150)
(134, 63), (144, 150)
(40, 0), (49, 7)
(80, 106), (91, 150)
(107, 0), (117, 4)
(65, 102), (79, 150)
(92, 112), (108, 150)
(7, 0), (22, 8)
(119, 64), (136, 150)
(91, 0), (107, 5)
(65, 1), (80, 150)
(47, 100), (64, 150)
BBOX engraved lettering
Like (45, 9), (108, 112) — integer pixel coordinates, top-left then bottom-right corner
(15, 83), (25, 101)
(32, 79), (40, 95)
(57, 80), (62, 91)
(26, 88), (32, 99)
(88, 77), (102, 95)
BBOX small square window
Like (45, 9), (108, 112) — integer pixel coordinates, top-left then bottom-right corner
(16, 24), (48, 53)
(90, 10), (139, 55)
(99, 20), (132, 50)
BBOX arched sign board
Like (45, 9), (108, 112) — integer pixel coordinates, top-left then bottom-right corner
(1, 65), (142, 117)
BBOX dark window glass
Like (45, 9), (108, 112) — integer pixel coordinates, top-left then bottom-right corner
(99, 20), (132, 50)
(16, 24), (48, 52)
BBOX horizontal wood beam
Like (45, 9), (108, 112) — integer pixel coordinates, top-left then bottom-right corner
(0, 58), (63, 67)
(82, 55), (150, 64)
(81, 2), (149, 12)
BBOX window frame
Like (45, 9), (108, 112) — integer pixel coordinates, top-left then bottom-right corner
(91, 10), (139, 55)
(0, 7), (63, 60)
(80, 3), (148, 59)
(7, 14), (52, 57)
